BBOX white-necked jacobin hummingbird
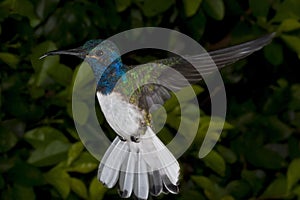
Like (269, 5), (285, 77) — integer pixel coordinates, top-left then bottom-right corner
(40, 32), (275, 199)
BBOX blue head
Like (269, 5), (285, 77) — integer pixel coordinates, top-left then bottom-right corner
(40, 39), (126, 94)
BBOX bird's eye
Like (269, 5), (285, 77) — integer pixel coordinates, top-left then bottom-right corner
(96, 50), (103, 57)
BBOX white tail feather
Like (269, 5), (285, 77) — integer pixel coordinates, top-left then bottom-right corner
(98, 138), (128, 188)
(119, 148), (135, 198)
(97, 127), (180, 199)
(150, 131), (179, 185)
(142, 127), (180, 186)
(134, 153), (149, 199)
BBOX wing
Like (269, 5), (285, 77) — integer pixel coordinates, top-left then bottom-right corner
(120, 33), (275, 111)
(156, 32), (276, 86)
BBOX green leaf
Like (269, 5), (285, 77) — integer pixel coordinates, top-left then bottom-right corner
(0, 2), (10, 19)
(0, 156), (17, 173)
(263, 79), (289, 114)
(203, 0), (225, 20)
(2, 119), (26, 137)
(47, 63), (73, 86)
(44, 167), (71, 199)
(29, 85), (45, 99)
(130, 9), (143, 27)
(150, 105), (167, 134)
(12, 184), (35, 200)
(70, 178), (88, 199)
(241, 170), (266, 195)
(249, 0), (270, 17)
(202, 150), (226, 176)
(0, 0), (40, 26)
(272, 0), (300, 22)
(245, 145), (285, 169)
(196, 118), (214, 145)
(175, 85), (204, 102)
(266, 116), (292, 142)
(278, 19), (300, 32)
(115, 0), (131, 12)
(293, 185), (300, 199)
(36, 0), (60, 19)
(71, 63), (95, 100)
(67, 128), (80, 140)
(164, 93), (179, 112)
(281, 34), (300, 59)
(287, 158), (300, 191)
(211, 116), (233, 130)
(0, 125), (17, 153)
(7, 161), (44, 186)
(178, 189), (206, 200)
(192, 176), (227, 199)
(28, 140), (70, 167)
(260, 176), (288, 199)
(192, 176), (214, 191)
(89, 177), (107, 200)
(220, 196), (235, 200)
(156, 127), (174, 145)
(183, 0), (202, 17)
(72, 101), (89, 125)
(288, 137), (300, 159)
(217, 145), (237, 164)
(0, 52), (20, 68)
(24, 126), (69, 149)
(289, 84), (300, 110)
(30, 42), (73, 87)
(3, 88), (44, 121)
(200, 116), (232, 132)
(67, 152), (98, 173)
(174, 117), (199, 147)
(137, 0), (174, 17)
(264, 42), (283, 66)
(166, 113), (180, 130)
(30, 41), (58, 87)
(226, 180), (251, 199)
(197, 116), (232, 152)
(67, 142), (84, 166)
(224, 0), (243, 15)
(185, 11), (206, 40)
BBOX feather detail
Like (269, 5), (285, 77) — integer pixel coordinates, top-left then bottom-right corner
(141, 127), (180, 193)
(99, 127), (179, 199)
(118, 147), (135, 198)
(134, 152), (149, 200)
(127, 33), (276, 110)
(98, 137), (128, 188)
(148, 170), (163, 196)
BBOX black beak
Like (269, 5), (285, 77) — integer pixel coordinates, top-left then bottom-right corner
(39, 47), (87, 59)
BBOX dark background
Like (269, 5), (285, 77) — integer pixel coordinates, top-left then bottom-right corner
(1, 0), (300, 199)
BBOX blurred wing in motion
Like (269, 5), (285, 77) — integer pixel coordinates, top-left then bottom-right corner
(129, 33), (276, 111)
(157, 32), (276, 85)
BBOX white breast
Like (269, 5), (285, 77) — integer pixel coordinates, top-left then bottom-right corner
(96, 91), (144, 139)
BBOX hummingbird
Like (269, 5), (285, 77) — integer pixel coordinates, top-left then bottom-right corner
(40, 32), (275, 199)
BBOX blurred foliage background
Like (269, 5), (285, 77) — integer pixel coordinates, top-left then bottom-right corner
(1, 0), (300, 199)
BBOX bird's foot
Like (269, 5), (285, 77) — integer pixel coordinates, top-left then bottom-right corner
(130, 135), (140, 143)
(118, 136), (127, 142)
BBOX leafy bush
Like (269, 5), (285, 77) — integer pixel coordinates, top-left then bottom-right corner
(1, 0), (300, 199)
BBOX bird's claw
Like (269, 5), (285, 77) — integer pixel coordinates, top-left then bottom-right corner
(118, 136), (127, 142)
(130, 135), (140, 143)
